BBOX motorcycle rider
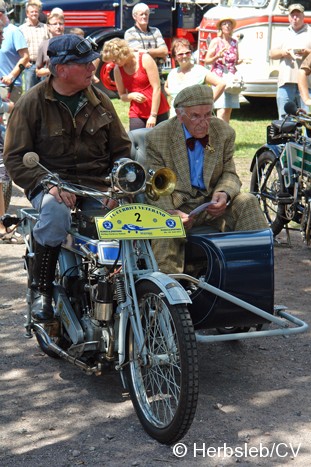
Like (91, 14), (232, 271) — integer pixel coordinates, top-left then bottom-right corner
(4, 34), (131, 322)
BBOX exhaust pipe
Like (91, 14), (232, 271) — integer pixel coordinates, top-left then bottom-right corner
(33, 323), (102, 375)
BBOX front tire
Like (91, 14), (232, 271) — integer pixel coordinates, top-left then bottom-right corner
(126, 281), (199, 444)
(250, 150), (289, 235)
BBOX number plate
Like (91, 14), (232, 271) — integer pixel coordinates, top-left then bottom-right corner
(95, 204), (186, 240)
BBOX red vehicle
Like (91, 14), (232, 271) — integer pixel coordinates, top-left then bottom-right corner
(11, 0), (217, 96)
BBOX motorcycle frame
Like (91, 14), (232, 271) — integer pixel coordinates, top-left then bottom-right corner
(20, 207), (191, 372)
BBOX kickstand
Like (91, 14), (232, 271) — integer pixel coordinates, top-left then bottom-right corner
(274, 224), (292, 248)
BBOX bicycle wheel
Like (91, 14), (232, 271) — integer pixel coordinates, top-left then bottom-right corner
(2, 179), (12, 212)
(126, 280), (199, 444)
(250, 150), (289, 235)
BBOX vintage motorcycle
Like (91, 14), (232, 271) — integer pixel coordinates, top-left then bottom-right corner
(3, 143), (308, 445)
(250, 101), (311, 244)
(7, 153), (199, 445)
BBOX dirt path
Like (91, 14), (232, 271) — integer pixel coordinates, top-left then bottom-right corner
(0, 185), (310, 467)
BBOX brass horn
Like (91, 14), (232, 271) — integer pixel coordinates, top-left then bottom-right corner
(146, 168), (177, 201)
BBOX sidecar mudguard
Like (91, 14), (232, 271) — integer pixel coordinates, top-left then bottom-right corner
(184, 229), (274, 330)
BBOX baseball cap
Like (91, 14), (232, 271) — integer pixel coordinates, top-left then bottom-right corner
(0, 1), (7, 13)
(47, 34), (100, 65)
(288, 3), (304, 14)
(174, 84), (214, 108)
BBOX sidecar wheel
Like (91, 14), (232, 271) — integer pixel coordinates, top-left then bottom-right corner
(125, 281), (199, 445)
(250, 150), (288, 236)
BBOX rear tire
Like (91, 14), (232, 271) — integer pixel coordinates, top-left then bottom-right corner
(3, 179), (12, 212)
(126, 280), (199, 444)
(250, 150), (288, 236)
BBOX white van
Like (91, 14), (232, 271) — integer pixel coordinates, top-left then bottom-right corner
(198, 0), (311, 102)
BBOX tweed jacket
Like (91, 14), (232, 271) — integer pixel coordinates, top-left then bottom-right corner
(145, 116), (241, 212)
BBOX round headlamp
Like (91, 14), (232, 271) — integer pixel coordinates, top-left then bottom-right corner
(111, 158), (146, 195)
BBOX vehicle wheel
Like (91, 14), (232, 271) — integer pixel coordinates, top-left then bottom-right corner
(95, 60), (119, 98)
(125, 280), (199, 444)
(3, 179), (12, 212)
(250, 150), (289, 236)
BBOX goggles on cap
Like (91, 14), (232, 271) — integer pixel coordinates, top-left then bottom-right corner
(48, 38), (98, 58)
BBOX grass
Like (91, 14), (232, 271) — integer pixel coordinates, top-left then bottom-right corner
(110, 96), (278, 189)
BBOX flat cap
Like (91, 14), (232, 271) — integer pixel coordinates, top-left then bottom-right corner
(173, 84), (214, 108)
(0, 1), (7, 13)
(288, 3), (304, 13)
(47, 34), (100, 65)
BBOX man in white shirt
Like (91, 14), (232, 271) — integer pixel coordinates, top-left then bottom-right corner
(269, 4), (311, 118)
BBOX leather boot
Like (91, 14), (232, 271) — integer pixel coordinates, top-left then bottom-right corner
(31, 240), (61, 322)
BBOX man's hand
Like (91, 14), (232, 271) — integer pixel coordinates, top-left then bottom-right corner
(167, 209), (195, 230)
(206, 192), (228, 217)
(48, 186), (76, 209)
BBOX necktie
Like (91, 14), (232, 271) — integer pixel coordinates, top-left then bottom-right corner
(186, 135), (209, 151)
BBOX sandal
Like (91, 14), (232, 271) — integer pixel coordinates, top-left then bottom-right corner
(0, 231), (24, 244)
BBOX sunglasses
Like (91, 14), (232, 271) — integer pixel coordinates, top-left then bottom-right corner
(176, 51), (192, 58)
(48, 38), (97, 58)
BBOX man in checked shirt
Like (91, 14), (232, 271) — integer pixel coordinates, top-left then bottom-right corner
(19, 0), (49, 91)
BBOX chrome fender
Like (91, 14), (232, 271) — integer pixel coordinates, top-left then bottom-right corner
(136, 271), (192, 305)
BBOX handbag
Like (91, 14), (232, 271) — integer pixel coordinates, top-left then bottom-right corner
(224, 72), (246, 95)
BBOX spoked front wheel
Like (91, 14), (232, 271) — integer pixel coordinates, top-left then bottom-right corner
(126, 281), (199, 444)
(250, 150), (290, 236)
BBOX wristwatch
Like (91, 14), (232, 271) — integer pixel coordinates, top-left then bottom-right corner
(220, 191), (231, 206)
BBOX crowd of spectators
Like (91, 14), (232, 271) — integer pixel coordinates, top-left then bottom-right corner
(1, 1), (311, 248)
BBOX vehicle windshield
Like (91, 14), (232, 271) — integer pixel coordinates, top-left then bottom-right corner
(229, 0), (270, 7)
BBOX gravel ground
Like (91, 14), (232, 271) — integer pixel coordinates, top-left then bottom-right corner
(0, 185), (310, 467)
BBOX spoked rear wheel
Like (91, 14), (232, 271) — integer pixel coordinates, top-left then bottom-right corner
(126, 281), (199, 444)
(250, 151), (289, 236)
(3, 179), (12, 212)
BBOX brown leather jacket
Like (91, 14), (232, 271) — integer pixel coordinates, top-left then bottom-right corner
(4, 76), (131, 198)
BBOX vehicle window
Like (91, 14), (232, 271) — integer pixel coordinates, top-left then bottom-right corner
(231, 0), (270, 7)
(282, 0), (311, 12)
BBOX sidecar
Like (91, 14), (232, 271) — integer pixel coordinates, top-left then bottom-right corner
(128, 128), (308, 342)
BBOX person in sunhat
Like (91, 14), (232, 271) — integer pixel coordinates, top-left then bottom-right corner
(204, 17), (241, 123)
(270, 4), (311, 119)
(4, 34), (131, 322)
(145, 84), (268, 273)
